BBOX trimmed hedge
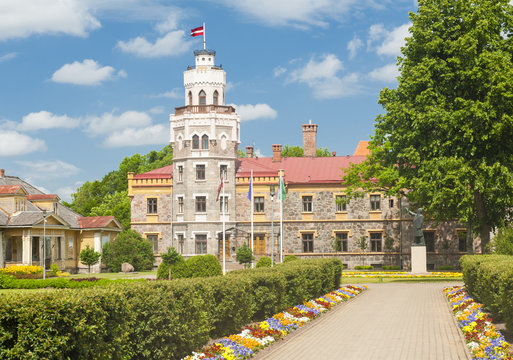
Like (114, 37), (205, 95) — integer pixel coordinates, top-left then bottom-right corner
(460, 254), (513, 331)
(0, 258), (343, 359)
(0, 275), (122, 289)
(157, 254), (222, 279)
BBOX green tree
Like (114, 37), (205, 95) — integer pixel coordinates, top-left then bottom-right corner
(160, 247), (183, 280)
(281, 145), (333, 157)
(235, 243), (254, 268)
(237, 149), (246, 158)
(102, 230), (154, 272)
(79, 245), (101, 274)
(343, 0), (513, 253)
(89, 191), (130, 229)
(489, 227), (513, 255)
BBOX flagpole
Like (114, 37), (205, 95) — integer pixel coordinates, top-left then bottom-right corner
(203, 22), (206, 50)
(222, 176), (226, 275)
(250, 170), (254, 268)
(279, 172), (284, 263)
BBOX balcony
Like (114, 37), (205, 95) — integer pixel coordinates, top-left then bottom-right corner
(174, 105), (236, 116)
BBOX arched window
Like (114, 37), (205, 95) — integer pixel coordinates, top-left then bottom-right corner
(188, 91), (192, 105)
(213, 90), (219, 105)
(199, 90), (206, 105)
(192, 135), (199, 149)
(202, 134), (209, 149)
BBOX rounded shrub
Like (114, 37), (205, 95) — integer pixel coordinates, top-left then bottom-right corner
(187, 255), (222, 278)
(102, 229), (154, 272)
(256, 256), (272, 268)
(283, 255), (299, 263)
(354, 265), (374, 270)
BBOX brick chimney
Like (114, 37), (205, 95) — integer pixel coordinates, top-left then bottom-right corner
(302, 122), (318, 157)
(246, 146), (254, 158)
(332, 151), (336, 157)
(0, 169), (4, 177)
(272, 144), (282, 162)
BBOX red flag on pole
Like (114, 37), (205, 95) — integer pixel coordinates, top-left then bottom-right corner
(216, 176), (224, 201)
(190, 26), (204, 37)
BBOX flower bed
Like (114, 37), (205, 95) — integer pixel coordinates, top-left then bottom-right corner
(444, 285), (513, 359)
(345, 271), (462, 278)
(183, 285), (366, 360)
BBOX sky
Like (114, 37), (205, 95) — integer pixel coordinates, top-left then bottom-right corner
(0, 0), (416, 202)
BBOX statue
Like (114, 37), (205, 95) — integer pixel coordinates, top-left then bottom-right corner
(406, 207), (425, 246)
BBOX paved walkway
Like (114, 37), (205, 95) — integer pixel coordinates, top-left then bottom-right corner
(254, 283), (471, 360)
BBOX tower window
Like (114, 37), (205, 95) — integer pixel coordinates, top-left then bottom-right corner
(196, 165), (205, 180)
(370, 195), (381, 210)
(192, 135), (199, 149)
(195, 196), (207, 212)
(147, 198), (158, 214)
(202, 134), (209, 149)
(302, 196), (313, 212)
(199, 90), (206, 105)
(213, 90), (219, 105)
(302, 233), (314, 253)
(188, 91), (192, 105)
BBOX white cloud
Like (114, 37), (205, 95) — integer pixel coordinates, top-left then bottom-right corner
(214, 0), (356, 28)
(52, 59), (125, 86)
(0, 52), (17, 62)
(148, 106), (165, 114)
(274, 66), (287, 77)
(103, 124), (169, 147)
(368, 63), (399, 82)
(287, 54), (361, 98)
(347, 36), (363, 59)
(152, 88), (182, 99)
(0, 0), (100, 41)
(368, 23), (411, 57)
(55, 184), (82, 202)
(16, 160), (80, 179)
(231, 104), (278, 122)
(0, 131), (46, 156)
(19, 111), (81, 131)
(117, 30), (191, 58)
(85, 110), (153, 136)
(155, 12), (181, 34)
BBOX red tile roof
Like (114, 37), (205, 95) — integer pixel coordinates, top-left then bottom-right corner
(78, 216), (116, 229)
(27, 194), (59, 201)
(133, 165), (173, 179)
(0, 185), (22, 194)
(237, 156), (366, 184)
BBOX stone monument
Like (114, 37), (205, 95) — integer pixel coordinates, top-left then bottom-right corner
(406, 208), (427, 273)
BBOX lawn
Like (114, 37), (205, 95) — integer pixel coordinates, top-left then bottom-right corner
(67, 271), (157, 280)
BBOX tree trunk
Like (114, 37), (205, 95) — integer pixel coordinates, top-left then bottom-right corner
(474, 190), (491, 253)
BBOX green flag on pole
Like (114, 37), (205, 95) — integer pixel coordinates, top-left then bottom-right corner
(278, 174), (286, 201)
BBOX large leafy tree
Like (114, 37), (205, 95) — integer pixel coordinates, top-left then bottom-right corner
(281, 145), (333, 157)
(343, 0), (513, 253)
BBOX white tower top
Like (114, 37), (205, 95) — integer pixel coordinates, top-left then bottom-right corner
(183, 49), (225, 106)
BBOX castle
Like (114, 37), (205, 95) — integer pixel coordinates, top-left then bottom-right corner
(128, 49), (469, 270)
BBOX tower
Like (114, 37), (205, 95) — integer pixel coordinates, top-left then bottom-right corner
(169, 49), (240, 257)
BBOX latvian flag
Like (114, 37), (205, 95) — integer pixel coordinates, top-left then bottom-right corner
(190, 26), (204, 37)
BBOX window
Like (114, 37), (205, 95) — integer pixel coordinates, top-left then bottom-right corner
(192, 135), (199, 149)
(302, 233), (314, 253)
(302, 196), (313, 212)
(199, 90), (206, 105)
(195, 234), (207, 254)
(56, 236), (62, 260)
(219, 196), (228, 213)
(389, 199), (394, 208)
(177, 165), (183, 182)
(195, 196), (206, 212)
(196, 164), (205, 180)
(220, 165), (227, 180)
(5, 238), (12, 261)
(457, 230), (467, 252)
(370, 232), (382, 252)
(201, 134), (209, 149)
(370, 195), (381, 210)
(67, 236), (74, 259)
(147, 198), (157, 214)
(32, 236), (40, 261)
(424, 231), (435, 252)
(213, 90), (219, 105)
(147, 234), (159, 253)
(336, 195), (347, 212)
(335, 232), (348, 252)
(177, 234), (184, 254)
(188, 91), (192, 105)
(177, 196), (184, 213)
(254, 196), (265, 213)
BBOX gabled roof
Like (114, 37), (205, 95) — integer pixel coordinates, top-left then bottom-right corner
(353, 141), (371, 156)
(133, 165), (173, 179)
(237, 156), (366, 184)
(8, 211), (70, 227)
(0, 176), (45, 195)
(0, 185), (25, 195)
(78, 216), (122, 230)
(27, 194), (60, 201)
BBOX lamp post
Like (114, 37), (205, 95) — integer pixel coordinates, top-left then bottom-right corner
(42, 209), (47, 280)
(270, 185), (275, 267)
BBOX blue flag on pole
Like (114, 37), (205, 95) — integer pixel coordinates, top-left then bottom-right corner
(247, 172), (253, 201)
